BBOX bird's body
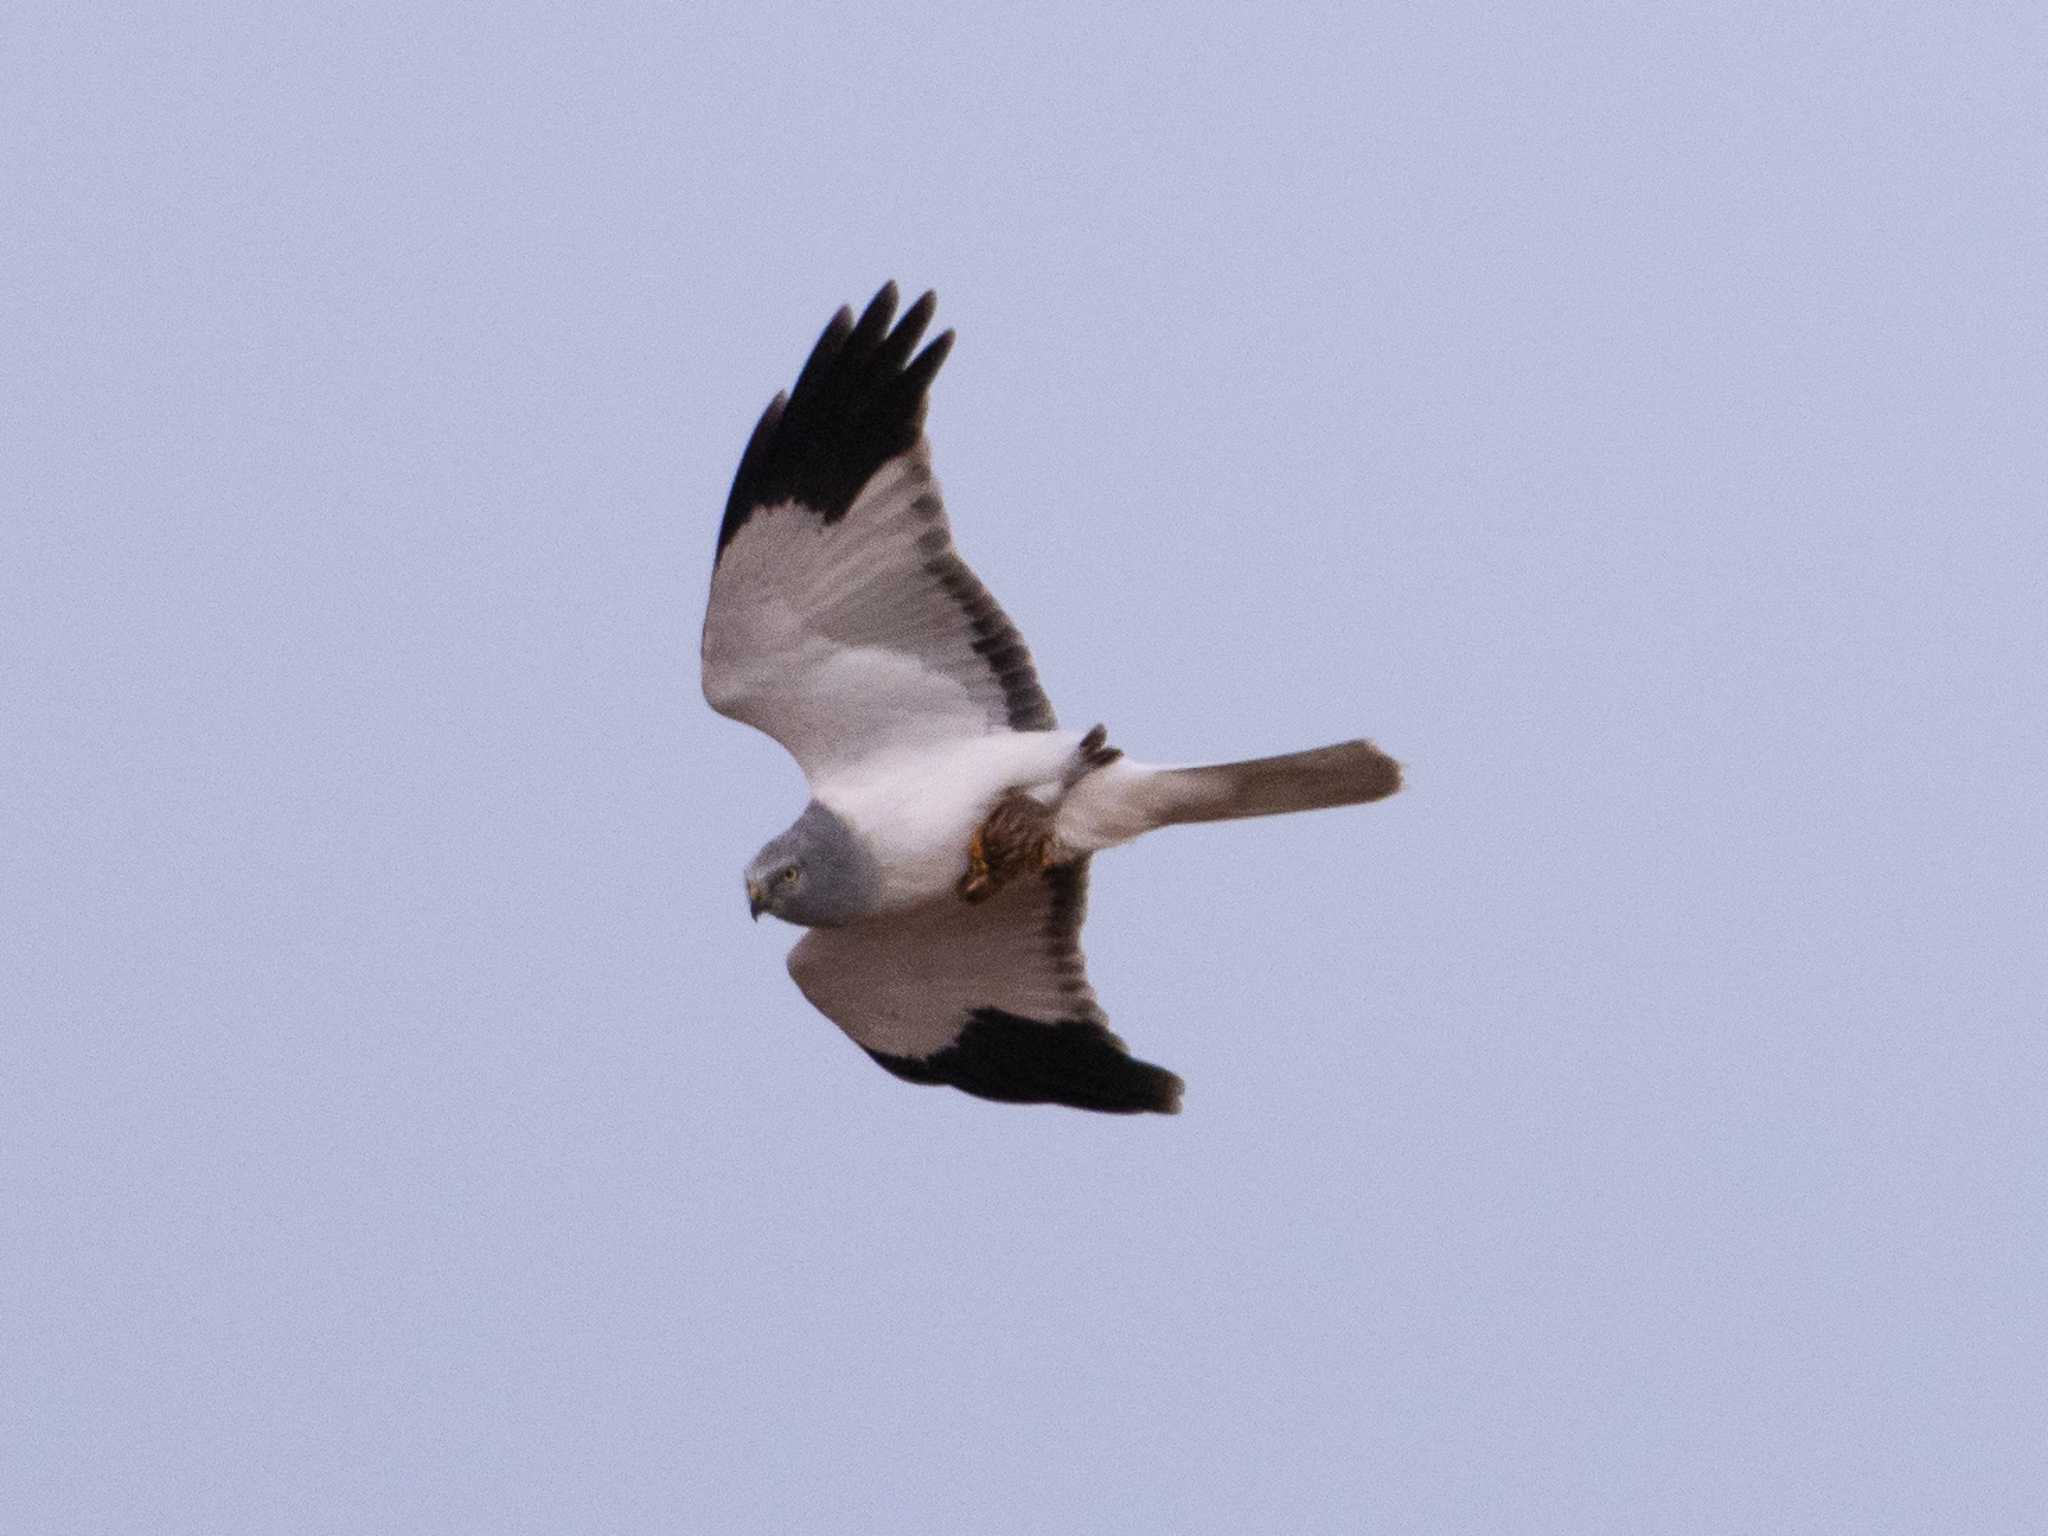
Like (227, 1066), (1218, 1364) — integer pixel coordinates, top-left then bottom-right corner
(811, 728), (1083, 913)
(705, 284), (1402, 1113)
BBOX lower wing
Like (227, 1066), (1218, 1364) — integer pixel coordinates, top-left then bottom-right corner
(786, 861), (1182, 1115)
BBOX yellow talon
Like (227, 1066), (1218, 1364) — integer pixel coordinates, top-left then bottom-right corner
(957, 826), (994, 902)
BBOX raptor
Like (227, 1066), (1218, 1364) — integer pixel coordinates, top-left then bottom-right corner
(704, 285), (1401, 1113)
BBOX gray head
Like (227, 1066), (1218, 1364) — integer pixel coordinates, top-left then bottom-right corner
(744, 801), (881, 928)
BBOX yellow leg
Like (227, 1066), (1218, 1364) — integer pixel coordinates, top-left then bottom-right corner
(957, 825), (995, 902)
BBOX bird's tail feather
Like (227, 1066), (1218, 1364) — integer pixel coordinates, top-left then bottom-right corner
(1144, 740), (1402, 825)
(1055, 739), (1401, 851)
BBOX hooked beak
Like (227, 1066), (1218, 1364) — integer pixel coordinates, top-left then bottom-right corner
(746, 880), (766, 921)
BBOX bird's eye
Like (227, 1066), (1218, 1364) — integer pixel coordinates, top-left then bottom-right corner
(777, 866), (800, 887)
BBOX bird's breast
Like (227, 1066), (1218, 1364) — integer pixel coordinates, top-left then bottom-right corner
(815, 730), (1084, 911)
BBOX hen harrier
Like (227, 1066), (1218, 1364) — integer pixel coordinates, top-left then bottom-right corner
(704, 285), (1400, 1114)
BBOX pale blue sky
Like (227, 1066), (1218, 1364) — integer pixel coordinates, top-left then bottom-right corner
(5, 3), (2044, 1532)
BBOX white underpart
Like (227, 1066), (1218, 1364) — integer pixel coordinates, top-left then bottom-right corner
(814, 729), (1083, 911)
(1049, 757), (1180, 852)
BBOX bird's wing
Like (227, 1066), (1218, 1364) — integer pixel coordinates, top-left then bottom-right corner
(703, 284), (1057, 783)
(786, 860), (1183, 1114)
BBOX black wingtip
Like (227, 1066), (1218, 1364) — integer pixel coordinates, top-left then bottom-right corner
(867, 1011), (1185, 1115)
(905, 329), (954, 398)
(849, 284), (898, 353)
(873, 289), (937, 375)
(716, 286), (956, 562)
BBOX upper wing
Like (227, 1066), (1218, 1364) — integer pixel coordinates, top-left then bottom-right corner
(703, 284), (1057, 782)
(786, 861), (1183, 1115)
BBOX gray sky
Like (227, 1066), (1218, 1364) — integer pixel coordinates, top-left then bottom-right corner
(5, 3), (2043, 1531)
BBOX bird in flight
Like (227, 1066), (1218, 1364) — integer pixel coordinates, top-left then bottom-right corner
(703, 284), (1401, 1114)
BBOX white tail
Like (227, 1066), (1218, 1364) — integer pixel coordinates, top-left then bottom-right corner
(1056, 739), (1401, 852)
